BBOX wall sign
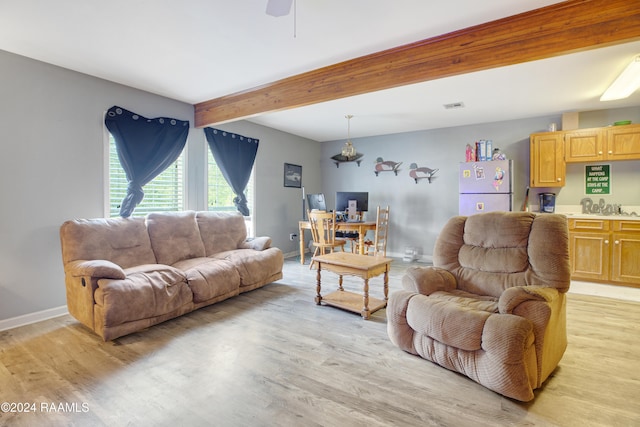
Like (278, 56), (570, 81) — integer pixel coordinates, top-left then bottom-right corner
(585, 164), (610, 195)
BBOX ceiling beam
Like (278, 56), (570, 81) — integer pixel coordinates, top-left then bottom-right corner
(195, 0), (640, 128)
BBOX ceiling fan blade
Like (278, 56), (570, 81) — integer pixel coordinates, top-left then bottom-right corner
(266, 0), (293, 17)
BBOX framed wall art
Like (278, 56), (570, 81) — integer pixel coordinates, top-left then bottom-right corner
(284, 163), (302, 188)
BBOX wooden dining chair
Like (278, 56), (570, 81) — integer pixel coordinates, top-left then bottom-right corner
(307, 210), (347, 269)
(336, 210), (362, 253)
(360, 206), (389, 257)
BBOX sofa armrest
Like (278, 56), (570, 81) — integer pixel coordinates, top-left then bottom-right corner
(63, 260), (125, 334)
(498, 286), (559, 314)
(65, 259), (126, 280)
(239, 236), (272, 251)
(401, 266), (457, 295)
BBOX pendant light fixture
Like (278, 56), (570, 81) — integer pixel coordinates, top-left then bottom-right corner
(331, 114), (363, 167)
(341, 115), (357, 159)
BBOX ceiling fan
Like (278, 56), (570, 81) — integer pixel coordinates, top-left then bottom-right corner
(266, 0), (294, 17)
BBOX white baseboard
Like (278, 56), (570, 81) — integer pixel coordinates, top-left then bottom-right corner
(0, 306), (69, 332)
(284, 250), (305, 258)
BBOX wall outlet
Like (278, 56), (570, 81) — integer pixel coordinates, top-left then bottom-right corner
(289, 233), (297, 241)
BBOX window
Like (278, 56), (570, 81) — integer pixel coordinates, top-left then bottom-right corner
(207, 148), (254, 236)
(106, 133), (185, 217)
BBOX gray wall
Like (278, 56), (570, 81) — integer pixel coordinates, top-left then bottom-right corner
(320, 108), (640, 260)
(0, 50), (319, 322)
(1, 47), (638, 323)
(0, 50), (188, 321)
(210, 121), (321, 255)
(561, 107), (640, 211)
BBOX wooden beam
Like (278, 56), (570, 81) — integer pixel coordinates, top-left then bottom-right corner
(195, 0), (640, 128)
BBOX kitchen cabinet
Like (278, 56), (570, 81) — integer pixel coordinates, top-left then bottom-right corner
(568, 218), (640, 287)
(568, 218), (610, 281)
(530, 132), (565, 187)
(565, 124), (640, 162)
(607, 124), (640, 160)
(564, 128), (605, 163)
(610, 220), (640, 285)
(531, 124), (640, 188)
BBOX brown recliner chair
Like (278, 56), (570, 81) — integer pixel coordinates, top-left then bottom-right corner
(387, 211), (570, 401)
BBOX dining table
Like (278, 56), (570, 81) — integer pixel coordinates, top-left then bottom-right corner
(298, 220), (377, 264)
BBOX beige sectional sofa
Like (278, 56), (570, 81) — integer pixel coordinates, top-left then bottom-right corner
(60, 211), (283, 341)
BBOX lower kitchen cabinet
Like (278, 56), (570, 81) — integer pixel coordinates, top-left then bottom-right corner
(610, 221), (640, 285)
(568, 218), (640, 287)
(569, 219), (610, 282)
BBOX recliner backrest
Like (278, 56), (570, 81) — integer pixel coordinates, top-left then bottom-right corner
(433, 212), (570, 297)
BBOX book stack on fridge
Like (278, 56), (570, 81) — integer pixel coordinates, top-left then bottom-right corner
(465, 140), (493, 162)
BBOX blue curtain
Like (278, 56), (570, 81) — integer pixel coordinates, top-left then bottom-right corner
(204, 128), (259, 216)
(105, 106), (189, 217)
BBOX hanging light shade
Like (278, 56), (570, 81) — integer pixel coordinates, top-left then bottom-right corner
(341, 115), (357, 160)
(331, 114), (363, 167)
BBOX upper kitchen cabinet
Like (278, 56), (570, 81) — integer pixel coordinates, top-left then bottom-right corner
(530, 132), (565, 187)
(565, 124), (640, 162)
(607, 124), (640, 160)
(564, 128), (605, 163)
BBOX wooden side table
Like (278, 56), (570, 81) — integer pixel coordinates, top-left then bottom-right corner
(312, 252), (392, 319)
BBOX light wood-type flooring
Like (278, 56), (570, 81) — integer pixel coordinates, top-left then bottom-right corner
(1, 257), (639, 426)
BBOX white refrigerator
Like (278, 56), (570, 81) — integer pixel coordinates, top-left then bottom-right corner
(459, 160), (513, 216)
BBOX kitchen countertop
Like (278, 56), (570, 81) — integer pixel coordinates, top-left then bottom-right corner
(560, 213), (640, 221)
(549, 205), (640, 221)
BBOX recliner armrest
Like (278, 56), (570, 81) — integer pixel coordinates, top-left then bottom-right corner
(239, 236), (272, 251)
(65, 259), (126, 280)
(499, 286), (559, 314)
(401, 266), (457, 295)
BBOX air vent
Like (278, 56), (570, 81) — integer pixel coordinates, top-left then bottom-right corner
(443, 102), (465, 110)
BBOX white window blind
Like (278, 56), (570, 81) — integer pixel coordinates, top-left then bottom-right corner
(107, 133), (185, 217)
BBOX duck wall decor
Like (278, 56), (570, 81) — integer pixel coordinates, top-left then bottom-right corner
(374, 157), (402, 176)
(409, 163), (438, 183)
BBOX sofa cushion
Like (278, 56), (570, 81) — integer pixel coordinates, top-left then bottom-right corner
(429, 289), (499, 313)
(147, 211), (206, 265)
(94, 264), (192, 327)
(406, 292), (497, 351)
(60, 217), (156, 269)
(172, 257), (241, 303)
(196, 212), (247, 255)
(212, 247), (284, 288)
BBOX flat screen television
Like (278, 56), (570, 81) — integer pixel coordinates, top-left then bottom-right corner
(335, 191), (369, 212)
(306, 193), (327, 211)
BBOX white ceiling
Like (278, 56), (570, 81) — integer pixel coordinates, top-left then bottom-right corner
(1, 0), (639, 142)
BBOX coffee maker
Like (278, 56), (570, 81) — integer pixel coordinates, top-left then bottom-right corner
(539, 193), (556, 213)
